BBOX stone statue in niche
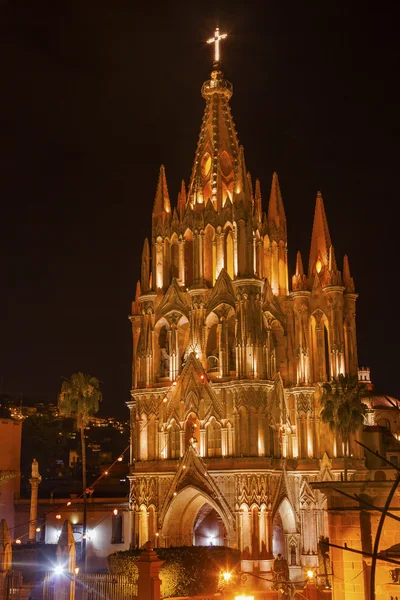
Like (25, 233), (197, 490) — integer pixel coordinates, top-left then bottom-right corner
(273, 553), (290, 584)
(160, 346), (170, 376)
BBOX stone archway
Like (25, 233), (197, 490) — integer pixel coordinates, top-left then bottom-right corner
(160, 486), (233, 548)
(272, 497), (297, 559)
(272, 497), (302, 581)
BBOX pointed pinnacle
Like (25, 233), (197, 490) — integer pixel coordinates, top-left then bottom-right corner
(309, 191), (332, 276)
(295, 250), (304, 276)
(142, 237), (150, 258)
(343, 254), (355, 292)
(268, 171), (286, 227)
(177, 179), (187, 218)
(255, 178), (262, 221)
(329, 245), (337, 271)
(247, 171), (254, 199)
(135, 280), (141, 301)
(343, 254), (351, 280)
(237, 146), (251, 200)
(153, 165), (171, 214)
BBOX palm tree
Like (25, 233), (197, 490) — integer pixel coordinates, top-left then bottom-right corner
(58, 372), (102, 568)
(320, 373), (367, 481)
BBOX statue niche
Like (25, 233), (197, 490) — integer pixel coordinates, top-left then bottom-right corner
(158, 324), (170, 379)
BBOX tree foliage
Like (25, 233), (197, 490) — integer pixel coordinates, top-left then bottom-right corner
(107, 546), (241, 598)
(58, 372), (102, 430)
(320, 373), (367, 479)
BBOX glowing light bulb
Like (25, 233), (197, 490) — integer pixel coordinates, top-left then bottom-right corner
(173, 381), (177, 386)
(307, 569), (315, 580)
(316, 259), (322, 274)
(56, 514), (61, 520)
(105, 471), (109, 475)
(36, 527), (41, 532)
(155, 532), (159, 537)
(54, 565), (64, 575)
(67, 501), (72, 506)
(163, 396), (168, 403)
(117, 456), (123, 462)
(222, 571), (232, 583)
(75, 567), (80, 576)
(15, 539), (21, 544)
(113, 508), (118, 516)
(173, 492), (177, 496)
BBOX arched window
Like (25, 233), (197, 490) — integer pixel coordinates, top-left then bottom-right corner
(204, 226), (215, 287)
(207, 420), (222, 457)
(169, 421), (180, 459)
(184, 230), (193, 287)
(324, 325), (330, 381)
(170, 235), (179, 280)
(225, 228), (234, 279)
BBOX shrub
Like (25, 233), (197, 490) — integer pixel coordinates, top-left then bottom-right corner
(107, 545), (240, 598)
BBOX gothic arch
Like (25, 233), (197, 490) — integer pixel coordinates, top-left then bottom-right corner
(183, 229), (193, 286)
(170, 233), (179, 280)
(160, 485), (235, 548)
(205, 417), (222, 457)
(168, 419), (181, 459)
(204, 224), (216, 287)
(223, 222), (234, 279)
(310, 310), (330, 382)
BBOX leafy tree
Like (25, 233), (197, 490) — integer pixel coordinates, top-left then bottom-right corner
(320, 373), (367, 481)
(58, 372), (102, 568)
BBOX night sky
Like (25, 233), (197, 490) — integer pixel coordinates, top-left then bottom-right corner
(1, 2), (399, 419)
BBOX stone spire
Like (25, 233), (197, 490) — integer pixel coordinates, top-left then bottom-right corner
(267, 172), (287, 240)
(343, 254), (355, 292)
(254, 178), (262, 223)
(152, 165), (171, 215)
(292, 251), (307, 291)
(308, 191), (332, 276)
(141, 238), (150, 293)
(188, 57), (246, 211)
(177, 180), (187, 219)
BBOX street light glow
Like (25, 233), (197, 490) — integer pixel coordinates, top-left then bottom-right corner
(54, 565), (64, 575)
(222, 571), (232, 582)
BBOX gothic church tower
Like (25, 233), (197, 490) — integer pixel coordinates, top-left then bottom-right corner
(127, 30), (360, 582)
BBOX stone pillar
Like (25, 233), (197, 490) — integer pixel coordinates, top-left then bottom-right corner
(29, 458), (42, 542)
(0, 519), (12, 600)
(54, 520), (76, 600)
(137, 541), (164, 600)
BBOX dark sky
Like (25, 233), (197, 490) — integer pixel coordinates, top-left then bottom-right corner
(0, 1), (399, 419)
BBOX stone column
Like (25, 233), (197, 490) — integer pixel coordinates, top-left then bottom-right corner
(29, 459), (42, 542)
(54, 520), (76, 600)
(0, 519), (12, 600)
(137, 541), (164, 600)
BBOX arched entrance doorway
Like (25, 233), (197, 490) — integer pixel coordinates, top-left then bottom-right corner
(272, 498), (297, 561)
(161, 486), (230, 548)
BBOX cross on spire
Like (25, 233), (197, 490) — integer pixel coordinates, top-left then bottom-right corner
(207, 27), (227, 65)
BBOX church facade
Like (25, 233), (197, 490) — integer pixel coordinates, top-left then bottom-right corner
(127, 54), (363, 583)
